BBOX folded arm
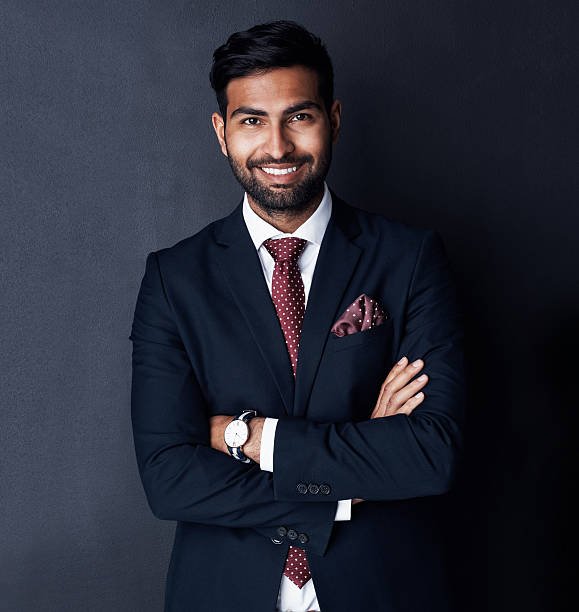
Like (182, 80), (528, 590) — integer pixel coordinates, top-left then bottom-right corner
(269, 230), (466, 502)
(130, 252), (336, 554)
(210, 414), (353, 519)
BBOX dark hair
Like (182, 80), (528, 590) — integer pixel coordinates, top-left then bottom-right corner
(209, 20), (334, 119)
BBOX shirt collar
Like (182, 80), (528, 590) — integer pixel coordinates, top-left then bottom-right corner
(242, 182), (332, 251)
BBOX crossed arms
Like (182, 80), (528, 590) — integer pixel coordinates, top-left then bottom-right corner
(209, 354), (433, 507)
(129, 230), (465, 555)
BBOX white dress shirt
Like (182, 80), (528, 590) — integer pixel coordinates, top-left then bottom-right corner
(241, 183), (351, 612)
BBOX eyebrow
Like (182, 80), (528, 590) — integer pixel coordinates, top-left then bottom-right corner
(229, 100), (323, 119)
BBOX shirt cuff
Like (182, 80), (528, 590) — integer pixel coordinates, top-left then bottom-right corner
(334, 499), (352, 521)
(259, 417), (278, 472)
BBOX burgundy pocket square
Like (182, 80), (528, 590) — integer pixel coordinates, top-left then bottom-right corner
(330, 294), (388, 337)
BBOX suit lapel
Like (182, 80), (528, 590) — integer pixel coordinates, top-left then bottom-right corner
(213, 195), (363, 418)
(214, 202), (295, 415)
(294, 196), (362, 417)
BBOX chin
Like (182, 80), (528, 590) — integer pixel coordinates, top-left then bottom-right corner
(252, 184), (321, 214)
(229, 156), (327, 214)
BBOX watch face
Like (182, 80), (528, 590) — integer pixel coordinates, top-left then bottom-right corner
(224, 419), (249, 448)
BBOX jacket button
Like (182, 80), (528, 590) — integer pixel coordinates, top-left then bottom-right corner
(287, 529), (298, 541)
(296, 483), (308, 494)
(271, 536), (283, 545)
(276, 526), (288, 537)
(308, 483), (320, 495)
(319, 483), (331, 495)
(298, 533), (309, 544)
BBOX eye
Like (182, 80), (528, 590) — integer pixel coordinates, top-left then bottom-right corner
(242, 117), (262, 125)
(290, 113), (311, 122)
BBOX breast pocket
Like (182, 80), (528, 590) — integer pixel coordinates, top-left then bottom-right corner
(325, 317), (394, 353)
(311, 318), (396, 422)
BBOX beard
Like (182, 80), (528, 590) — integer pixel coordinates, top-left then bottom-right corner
(226, 142), (332, 215)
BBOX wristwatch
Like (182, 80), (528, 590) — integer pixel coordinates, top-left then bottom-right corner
(223, 410), (258, 463)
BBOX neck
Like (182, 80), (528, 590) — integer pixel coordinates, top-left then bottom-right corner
(247, 190), (324, 234)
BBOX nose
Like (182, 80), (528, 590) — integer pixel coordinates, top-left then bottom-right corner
(263, 122), (295, 160)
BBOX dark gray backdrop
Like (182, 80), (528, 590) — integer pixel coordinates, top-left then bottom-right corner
(2, 1), (577, 611)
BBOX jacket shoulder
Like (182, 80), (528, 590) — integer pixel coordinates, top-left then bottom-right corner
(150, 210), (234, 264)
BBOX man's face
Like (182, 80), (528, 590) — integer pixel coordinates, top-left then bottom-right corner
(212, 66), (341, 214)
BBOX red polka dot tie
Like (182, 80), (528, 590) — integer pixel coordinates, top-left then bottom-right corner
(263, 236), (312, 588)
(263, 237), (307, 377)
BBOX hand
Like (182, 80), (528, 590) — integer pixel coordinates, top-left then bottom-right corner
(355, 357), (428, 507)
(370, 356), (428, 419)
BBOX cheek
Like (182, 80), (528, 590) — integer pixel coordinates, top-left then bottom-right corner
(296, 127), (330, 158)
(225, 131), (258, 161)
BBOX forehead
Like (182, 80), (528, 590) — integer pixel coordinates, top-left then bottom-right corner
(225, 66), (321, 117)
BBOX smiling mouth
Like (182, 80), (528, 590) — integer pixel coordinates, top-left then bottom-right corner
(259, 165), (300, 176)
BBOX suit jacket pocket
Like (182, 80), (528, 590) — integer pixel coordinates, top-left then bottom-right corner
(326, 317), (394, 353)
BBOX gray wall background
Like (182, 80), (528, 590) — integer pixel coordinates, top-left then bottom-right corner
(2, 1), (577, 611)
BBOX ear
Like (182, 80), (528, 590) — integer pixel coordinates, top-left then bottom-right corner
(329, 100), (342, 144)
(211, 112), (228, 157)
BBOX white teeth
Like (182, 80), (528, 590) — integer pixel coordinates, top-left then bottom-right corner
(261, 166), (298, 175)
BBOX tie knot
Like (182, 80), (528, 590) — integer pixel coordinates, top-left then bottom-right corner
(263, 237), (307, 263)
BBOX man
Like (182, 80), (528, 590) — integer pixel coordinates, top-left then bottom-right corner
(130, 20), (465, 612)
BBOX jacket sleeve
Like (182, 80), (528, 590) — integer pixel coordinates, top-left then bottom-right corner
(271, 230), (466, 502)
(130, 251), (336, 555)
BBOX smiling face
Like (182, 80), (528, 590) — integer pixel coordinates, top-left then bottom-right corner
(212, 65), (341, 215)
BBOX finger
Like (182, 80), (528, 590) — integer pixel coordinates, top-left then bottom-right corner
(386, 359), (425, 396)
(383, 356), (409, 386)
(396, 391), (425, 415)
(373, 361), (426, 418)
(372, 403), (386, 419)
(384, 374), (429, 415)
(372, 357), (410, 417)
(373, 380), (427, 419)
(372, 383), (388, 418)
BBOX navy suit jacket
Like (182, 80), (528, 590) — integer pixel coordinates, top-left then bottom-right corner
(129, 193), (466, 611)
